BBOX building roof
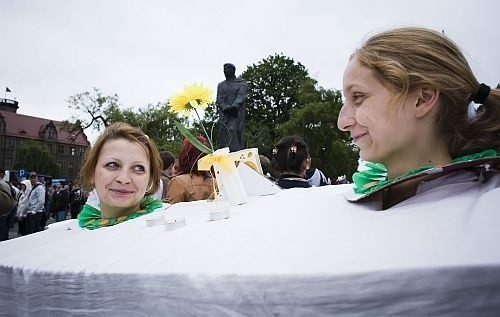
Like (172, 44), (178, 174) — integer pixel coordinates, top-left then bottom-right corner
(0, 110), (90, 146)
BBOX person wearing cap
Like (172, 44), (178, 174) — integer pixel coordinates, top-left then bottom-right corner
(24, 172), (46, 234)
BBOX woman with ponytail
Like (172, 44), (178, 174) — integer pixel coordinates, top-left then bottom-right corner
(338, 27), (500, 209)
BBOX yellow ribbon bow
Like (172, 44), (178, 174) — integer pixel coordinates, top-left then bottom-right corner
(198, 148), (237, 174)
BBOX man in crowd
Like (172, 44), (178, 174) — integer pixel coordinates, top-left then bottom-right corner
(51, 182), (69, 222)
(69, 181), (86, 219)
(25, 172), (45, 234)
(0, 168), (16, 240)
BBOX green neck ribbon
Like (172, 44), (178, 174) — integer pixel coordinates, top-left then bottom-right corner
(78, 196), (163, 229)
(352, 149), (499, 195)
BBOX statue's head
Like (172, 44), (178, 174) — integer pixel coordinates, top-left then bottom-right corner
(223, 63), (236, 79)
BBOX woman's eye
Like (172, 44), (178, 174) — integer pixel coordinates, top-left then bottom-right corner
(105, 162), (119, 169)
(353, 93), (365, 106)
(133, 165), (146, 173)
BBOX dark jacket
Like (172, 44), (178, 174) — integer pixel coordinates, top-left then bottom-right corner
(276, 174), (312, 189)
(50, 189), (69, 212)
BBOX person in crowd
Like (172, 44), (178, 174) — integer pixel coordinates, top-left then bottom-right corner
(7, 178), (20, 230)
(271, 135), (312, 189)
(24, 172), (46, 234)
(216, 63), (248, 151)
(305, 155), (331, 187)
(77, 122), (163, 229)
(337, 26), (500, 209)
(69, 181), (86, 219)
(50, 182), (69, 222)
(166, 136), (215, 204)
(0, 168), (16, 240)
(16, 180), (31, 236)
(152, 151), (177, 201)
(259, 154), (276, 181)
(39, 184), (53, 230)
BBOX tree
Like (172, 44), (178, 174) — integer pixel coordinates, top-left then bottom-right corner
(132, 103), (188, 154)
(13, 140), (60, 177)
(276, 88), (359, 180)
(241, 53), (312, 147)
(103, 102), (190, 155)
(62, 87), (120, 135)
(63, 88), (188, 155)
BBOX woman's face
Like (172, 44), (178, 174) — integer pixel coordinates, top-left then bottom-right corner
(337, 57), (419, 167)
(92, 138), (150, 218)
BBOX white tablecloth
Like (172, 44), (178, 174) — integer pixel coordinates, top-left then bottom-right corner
(1, 177), (500, 316)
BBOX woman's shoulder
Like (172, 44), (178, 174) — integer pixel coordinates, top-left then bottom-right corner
(277, 174), (311, 189)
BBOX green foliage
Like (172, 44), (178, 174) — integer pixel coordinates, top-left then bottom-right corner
(13, 140), (60, 176)
(65, 88), (187, 156)
(199, 102), (219, 145)
(276, 89), (358, 179)
(174, 121), (212, 154)
(66, 87), (120, 132)
(65, 54), (360, 179)
(104, 102), (187, 154)
(241, 53), (311, 145)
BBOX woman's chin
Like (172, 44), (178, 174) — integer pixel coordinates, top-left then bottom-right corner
(359, 150), (382, 165)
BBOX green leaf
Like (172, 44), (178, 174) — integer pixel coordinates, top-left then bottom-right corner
(174, 121), (212, 154)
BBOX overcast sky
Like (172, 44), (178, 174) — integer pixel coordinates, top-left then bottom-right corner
(1, 0), (499, 142)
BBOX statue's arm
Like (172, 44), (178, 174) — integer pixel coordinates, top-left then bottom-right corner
(232, 81), (248, 109)
(216, 83), (231, 111)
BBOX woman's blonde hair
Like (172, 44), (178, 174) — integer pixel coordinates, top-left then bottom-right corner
(354, 27), (500, 157)
(79, 122), (162, 195)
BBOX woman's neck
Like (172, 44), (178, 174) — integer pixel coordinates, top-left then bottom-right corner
(385, 140), (452, 179)
(100, 205), (139, 219)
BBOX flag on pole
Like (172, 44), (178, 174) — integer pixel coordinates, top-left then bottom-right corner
(5, 87), (11, 93)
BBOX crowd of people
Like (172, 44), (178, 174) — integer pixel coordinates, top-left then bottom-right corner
(1, 26), (498, 234)
(0, 169), (88, 240)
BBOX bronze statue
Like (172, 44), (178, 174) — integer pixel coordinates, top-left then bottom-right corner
(216, 63), (247, 151)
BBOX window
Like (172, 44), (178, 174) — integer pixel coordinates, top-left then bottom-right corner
(6, 137), (15, 149)
(45, 129), (56, 140)
(68, 162), (74, 174)
(71, 148), (75, 156)
(57, 144), (65, 155)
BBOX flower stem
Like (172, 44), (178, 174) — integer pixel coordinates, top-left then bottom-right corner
(194, 108), (214, 152)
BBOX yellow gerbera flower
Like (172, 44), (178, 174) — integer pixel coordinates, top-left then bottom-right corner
(168, 83), (213, 117)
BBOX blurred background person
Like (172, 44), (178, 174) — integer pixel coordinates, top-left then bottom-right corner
(166, 136), (215, 204)
(271, 135), (311, 189)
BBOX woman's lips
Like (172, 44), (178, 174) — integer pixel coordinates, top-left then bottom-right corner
(352, 132), (367, 143)
(110, 188), (134, 194)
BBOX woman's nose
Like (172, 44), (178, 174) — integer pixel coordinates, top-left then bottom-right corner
(115, 169), (132, 184)
(337, 103), (356, 131)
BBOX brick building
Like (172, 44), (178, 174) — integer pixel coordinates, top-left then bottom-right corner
(0, 98), (90, 182)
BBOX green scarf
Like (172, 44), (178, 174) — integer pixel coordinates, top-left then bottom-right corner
(78, 196), (163, 229)
(352, 149), (499, 195)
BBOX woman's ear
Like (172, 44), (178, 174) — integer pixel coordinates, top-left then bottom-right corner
(414, 88), (440, 118)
